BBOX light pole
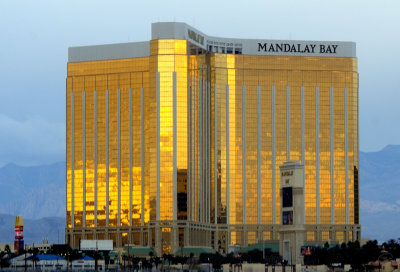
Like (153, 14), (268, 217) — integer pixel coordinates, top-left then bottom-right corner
(128, 245), (130, 272)
(263, 238), (265, 262)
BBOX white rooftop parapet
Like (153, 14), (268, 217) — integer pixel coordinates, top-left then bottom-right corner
(68, 22), (356, 62)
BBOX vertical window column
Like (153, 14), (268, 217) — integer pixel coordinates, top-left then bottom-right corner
(226, 84), (230, 225)
(71, 92), (75, 228)
(345, 87), (349, 224)
(301, 87), (305, 164)
(257, 85), (261, 225)
(82, 91), (86, 228)
(286, 86), (290, 161)
(206, 79), (212, 223)
(105, 89), (109, 227)
(196, 74), (200, 221)
(173, 72), (177, 221)
(117, 89), (121, 227)
(330, 87), (335, 224)
(129, 88), (133, 226)
(156, 72), (160, 221)
(242, 85), (246, 224)
(188, 81), (192, 222)
(94, 90), (98, 227)
(315, 86), (320, 224)
(141, 86), (145, 226)
(272, 86), (276, 224)
(301, 86), (305, 224)
(214, 83), (218, 225)
(200, 78), (204, 222)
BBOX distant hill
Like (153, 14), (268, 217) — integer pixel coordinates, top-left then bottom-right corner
(0, 145), (399, 243)
(0, 214), (65, 244)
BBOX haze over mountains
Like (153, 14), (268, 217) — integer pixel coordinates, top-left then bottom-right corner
(359, 145), (400, 241)
(0, 145), (399, 243)
(0, 161), (65, 218)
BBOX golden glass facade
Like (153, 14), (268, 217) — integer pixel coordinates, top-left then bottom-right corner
(66, 22), (359, 253)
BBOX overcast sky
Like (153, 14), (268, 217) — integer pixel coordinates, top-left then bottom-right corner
(0, 0), (399, 167)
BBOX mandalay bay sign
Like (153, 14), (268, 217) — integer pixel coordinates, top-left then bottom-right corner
(258, 42), (339, 54)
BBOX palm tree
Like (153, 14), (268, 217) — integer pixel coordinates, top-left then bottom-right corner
(4, 245), (11, 256)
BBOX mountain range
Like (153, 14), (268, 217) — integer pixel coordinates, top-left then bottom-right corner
(359, 145), (400, 242)
(0, 145), (399, 244)
(0, 161), (65, 218)
(0, 214), (64, 244)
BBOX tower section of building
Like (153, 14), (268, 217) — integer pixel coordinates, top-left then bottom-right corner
(67, 54), (152, 246)
(206, 54), (359, 245)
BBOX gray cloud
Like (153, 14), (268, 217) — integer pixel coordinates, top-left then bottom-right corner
(0, 114), (65, 167)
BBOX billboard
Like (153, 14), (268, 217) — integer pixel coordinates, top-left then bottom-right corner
(80, 240), (113, 251)
(301, 246), (315, 256)
(282, 211), (293, 225)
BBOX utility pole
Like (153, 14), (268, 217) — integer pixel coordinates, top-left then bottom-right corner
(66, 249), (69, 272)
(128, 245), (130, 272)
(24, 248), (26, 272)
(263, 238), (265, 261)
(95, 241), (98, 271)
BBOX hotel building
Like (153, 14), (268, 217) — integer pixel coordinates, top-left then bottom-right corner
(66, 22), (360, 254)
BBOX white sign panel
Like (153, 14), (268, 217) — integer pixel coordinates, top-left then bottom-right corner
(80, 240), (113, 251)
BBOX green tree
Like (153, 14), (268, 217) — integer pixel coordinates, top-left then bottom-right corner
(241, 249), (263, 263)
(361, 240), (380, 264)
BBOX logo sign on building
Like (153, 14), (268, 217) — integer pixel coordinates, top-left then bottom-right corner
(187, 29), (204, 45)
(281, 170), (293, 177)
(258, 43), (339, 54)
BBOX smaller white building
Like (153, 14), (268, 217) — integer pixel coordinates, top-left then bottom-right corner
(10, 254), (66, 271)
